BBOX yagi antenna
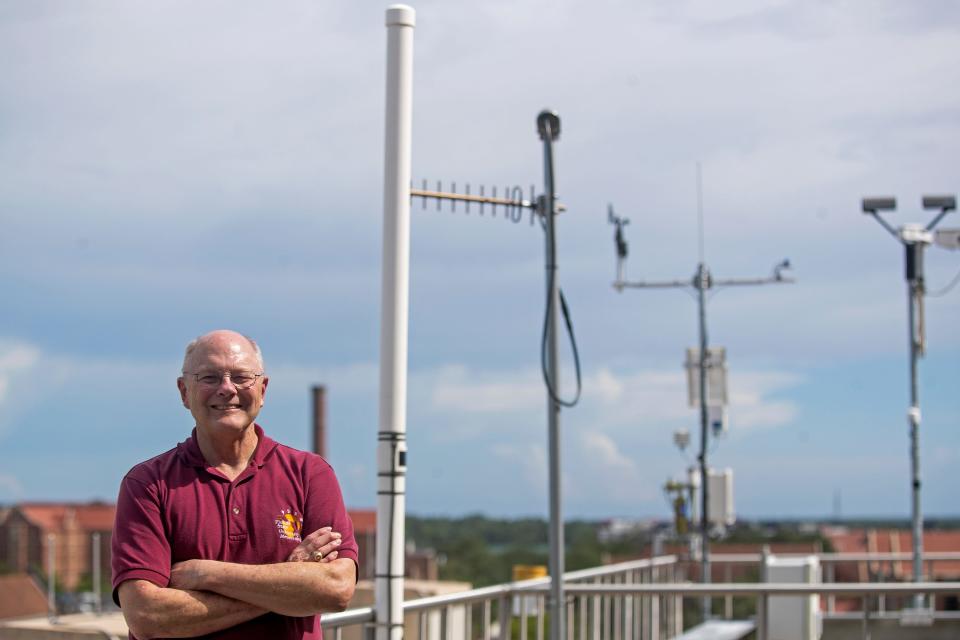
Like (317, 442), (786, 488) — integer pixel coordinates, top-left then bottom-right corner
(411, 180), (565, 226)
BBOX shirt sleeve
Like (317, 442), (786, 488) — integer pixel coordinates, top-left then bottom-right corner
(111, 472), (172, 606)
(304, 457), (359, 574)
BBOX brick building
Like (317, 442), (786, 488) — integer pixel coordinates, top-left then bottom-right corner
(0, 502), (114, 591)
(1, 502), (435, 590)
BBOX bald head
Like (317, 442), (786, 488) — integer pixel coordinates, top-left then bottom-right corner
(182, 330), (264, 374)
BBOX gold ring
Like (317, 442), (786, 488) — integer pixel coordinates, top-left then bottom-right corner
(312, 550), (324, 561)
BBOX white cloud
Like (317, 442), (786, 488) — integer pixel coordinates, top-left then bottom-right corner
(421, 363), (801, 436)
(0, 473), (24, 499)
(266, 362), (379, 398)
(580, 431), (636, 475)
(491, 442), (547, 497)
(569, 431), (657, 506)
(931, 446), (960, 467)
(591, 368), (625, 404)
(0, 342), (41, 406)
(0, 344), (40, 370)
(430, 367), (543, 413)
(727, 371), (803, 432)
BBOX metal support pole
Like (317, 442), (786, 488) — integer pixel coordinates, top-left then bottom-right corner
(861, 195), (957, 611)
(906, 249), (924, 609)
(696, 264), (711, 620)
(377, 6), (415, 640)
(538, 109), (565, 640)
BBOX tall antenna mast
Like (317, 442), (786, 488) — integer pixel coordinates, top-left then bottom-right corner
(609, 188), (794, 621)
(376, 7), (414, 640)
(412, 112), (582, 640)
(697, 162), (705, 264)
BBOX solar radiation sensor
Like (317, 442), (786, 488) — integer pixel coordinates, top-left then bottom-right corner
(862, 197), (896, 213)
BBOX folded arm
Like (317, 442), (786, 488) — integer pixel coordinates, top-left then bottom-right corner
(170, 556), (356, 617)
(117, 527), (347, 638)
(118, 579), (264, 640)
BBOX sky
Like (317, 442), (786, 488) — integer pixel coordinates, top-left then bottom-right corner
(0, 0), (958, 521)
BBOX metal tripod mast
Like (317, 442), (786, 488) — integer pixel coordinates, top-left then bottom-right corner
(862, 194), (956, 611)
(611, 194), (793, 620)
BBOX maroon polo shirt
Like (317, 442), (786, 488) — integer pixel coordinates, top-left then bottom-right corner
(112, 424), (358, 640)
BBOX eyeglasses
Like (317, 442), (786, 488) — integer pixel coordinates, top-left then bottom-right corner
(186, 371), (264, 390)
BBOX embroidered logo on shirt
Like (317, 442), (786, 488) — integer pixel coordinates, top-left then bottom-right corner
(275, 508), (303, 541)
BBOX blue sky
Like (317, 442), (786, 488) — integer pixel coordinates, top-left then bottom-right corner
(1, 1), (958, 520)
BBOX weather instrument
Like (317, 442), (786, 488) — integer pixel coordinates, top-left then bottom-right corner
(861, 193), (957, 609)
(607, 165), (794, 618)
(410, 110), (582, 640)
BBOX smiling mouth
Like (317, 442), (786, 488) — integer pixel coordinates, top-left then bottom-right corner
(211, 404), (241, 410)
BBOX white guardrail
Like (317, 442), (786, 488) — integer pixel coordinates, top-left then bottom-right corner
(321, 553), (960, 640)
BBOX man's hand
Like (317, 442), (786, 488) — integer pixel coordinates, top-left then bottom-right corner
(287, 526), (343, 563)
(169, 558), (210, 592)
(168, 527), (344, 593)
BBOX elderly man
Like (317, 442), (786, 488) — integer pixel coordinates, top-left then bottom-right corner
(112, 330), (357, 639)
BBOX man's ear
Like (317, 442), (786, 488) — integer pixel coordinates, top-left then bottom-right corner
(259, 376), (269, 407)
(177, 377), (190, 409)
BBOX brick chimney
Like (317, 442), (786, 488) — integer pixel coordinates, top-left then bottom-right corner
(311, 385), (327, 459)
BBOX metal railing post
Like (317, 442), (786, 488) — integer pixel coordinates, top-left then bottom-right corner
(592, 576), (602, 640)
(483, 599), (492, 640)
(650, 567), (659, 640)
(757, 594), (767, 640)
(861, 595), (870, 640)
(827, 561), (835, 613)
(499, 595), (512, 640)
(613, 575), (622, 640)
(520, 591), (528, 640)
(466, 602), (473, 640)
(578, 590), (587, 640)
(537, 595), (545, 640)
(724, 563), (732, 619)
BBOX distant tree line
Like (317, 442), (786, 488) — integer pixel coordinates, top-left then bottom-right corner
(406, 515), (837, 587)
(405, 515), (648, 587)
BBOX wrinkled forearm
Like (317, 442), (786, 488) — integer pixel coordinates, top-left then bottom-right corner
(192, 558), (355, 617)
(119, 581), (264, 639)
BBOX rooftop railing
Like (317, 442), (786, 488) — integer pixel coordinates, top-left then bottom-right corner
(322, 553), (960, 640)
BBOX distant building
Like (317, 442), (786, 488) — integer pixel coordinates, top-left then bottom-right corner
(821, 526), (960, 582)
(0, 502), (114, 591)
(626, 541), (822, 582)
(349, 508), (439, 581)
(597, 518), (659, 543)
(0, 574), (48, 621)
(0, 502), (436, 591)
(351, 508), (377, 580)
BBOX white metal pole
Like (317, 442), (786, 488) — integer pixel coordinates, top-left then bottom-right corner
(377, 6), (414, 640)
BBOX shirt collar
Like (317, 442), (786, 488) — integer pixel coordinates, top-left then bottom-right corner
(177, 423), (278, 469)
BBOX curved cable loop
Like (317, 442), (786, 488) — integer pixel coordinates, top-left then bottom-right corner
(540, 275), (583, 408)
(926, 267), (960, 297)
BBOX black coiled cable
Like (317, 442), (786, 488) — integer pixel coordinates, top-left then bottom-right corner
(540, 261), (582, 408)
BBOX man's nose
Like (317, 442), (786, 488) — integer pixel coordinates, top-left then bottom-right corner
(215, 374), (239, 393)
